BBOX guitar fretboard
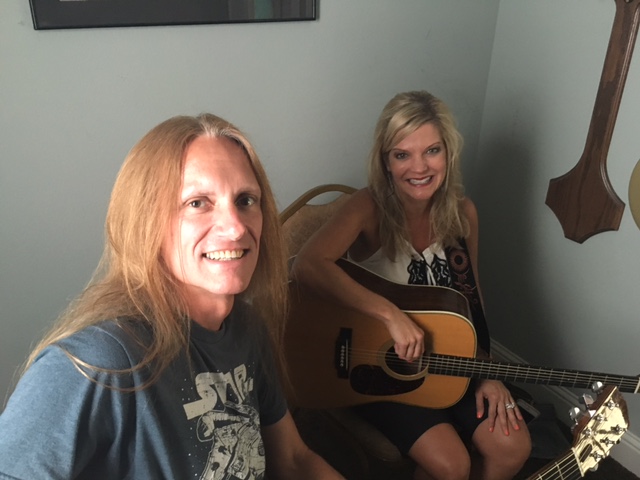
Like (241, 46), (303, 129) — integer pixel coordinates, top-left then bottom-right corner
(426, 354), (640, 394)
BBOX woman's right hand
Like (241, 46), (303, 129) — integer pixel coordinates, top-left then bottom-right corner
(384, 308), (426, 362)
(292, 190), (429, 363)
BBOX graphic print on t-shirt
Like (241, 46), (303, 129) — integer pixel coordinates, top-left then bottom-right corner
(183, 364), (265, 480)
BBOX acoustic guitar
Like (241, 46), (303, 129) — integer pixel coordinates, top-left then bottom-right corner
(284, 258), (640, 409)
(527, 385), (628, 479)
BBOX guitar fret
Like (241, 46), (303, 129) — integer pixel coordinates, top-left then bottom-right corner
(427, 354), (639, 392)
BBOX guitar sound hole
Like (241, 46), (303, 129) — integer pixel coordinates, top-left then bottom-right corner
(385, 347), (426, 376)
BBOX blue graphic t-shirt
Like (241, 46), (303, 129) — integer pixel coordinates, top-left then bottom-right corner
(0, 301), (287, 480)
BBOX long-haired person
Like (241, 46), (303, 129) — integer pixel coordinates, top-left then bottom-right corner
(293, 91), (531, 480)
(0, 113), (343, 480)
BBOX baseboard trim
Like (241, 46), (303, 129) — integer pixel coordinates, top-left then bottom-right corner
(491, 340), (640, 476)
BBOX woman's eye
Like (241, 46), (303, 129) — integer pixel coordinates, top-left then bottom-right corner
(394, 152), (408, 160)
(428, 147), (441, 154)
(188, 199), (205, 208)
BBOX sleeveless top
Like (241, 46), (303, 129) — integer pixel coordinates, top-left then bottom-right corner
(348, 238), (491, 353)
(351, 242), (453, 287)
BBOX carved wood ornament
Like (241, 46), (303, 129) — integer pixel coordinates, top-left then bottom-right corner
(545, 0), (640, 243)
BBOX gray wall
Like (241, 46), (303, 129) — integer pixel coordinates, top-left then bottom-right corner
(476, 0), (640, 471)
(1, 2), (496, 399)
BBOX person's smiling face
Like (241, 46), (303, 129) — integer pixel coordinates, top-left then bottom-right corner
(387, 122), (447, 207)
(162, 135), (262, 311)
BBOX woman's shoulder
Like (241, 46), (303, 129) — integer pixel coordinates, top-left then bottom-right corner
(346, 187), (377, 210)
(458, 197), (479, 248)
(315, 187), (379, 235)
(336, 187), (379, 226)
(460, 196), (478, 221)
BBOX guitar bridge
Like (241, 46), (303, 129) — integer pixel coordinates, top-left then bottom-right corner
(334, 328), (351, 378)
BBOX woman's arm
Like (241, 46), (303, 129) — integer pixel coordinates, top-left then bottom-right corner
(291, 189), (424, 361)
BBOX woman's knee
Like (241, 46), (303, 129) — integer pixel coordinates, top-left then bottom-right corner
(474, 421), (532, 468)
(413, 454), (470, 480)
(409, 424), (471, 480)
(500, 424), (532, 463)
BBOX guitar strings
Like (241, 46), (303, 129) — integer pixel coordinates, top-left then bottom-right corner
(344, 346), (639, 390)
(529, 452), (582, 479)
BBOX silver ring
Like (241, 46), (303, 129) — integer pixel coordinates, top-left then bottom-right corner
(505, 402), (516, 410)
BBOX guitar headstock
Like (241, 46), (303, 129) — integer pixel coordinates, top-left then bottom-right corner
(569, 385), (629, 476)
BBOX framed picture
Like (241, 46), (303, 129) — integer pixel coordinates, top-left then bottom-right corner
(29, 0), (317, 30)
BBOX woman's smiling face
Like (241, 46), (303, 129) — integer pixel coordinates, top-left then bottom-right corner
(386, 122), (447, 207)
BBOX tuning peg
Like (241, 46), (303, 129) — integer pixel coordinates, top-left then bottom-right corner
(591, 381), (604, 393)
(581, 393), (595, 409)
(611, 425), (626, 435)
(569, 406), (583, 424)
(605, 399), (619, 410)
(588, 452), (605, 472)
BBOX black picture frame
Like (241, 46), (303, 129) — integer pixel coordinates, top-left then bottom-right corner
(29, 0), (317, 30)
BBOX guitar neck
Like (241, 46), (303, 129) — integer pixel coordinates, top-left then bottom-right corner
(527, 452), (582, 480)
(427, 354), (640, 394)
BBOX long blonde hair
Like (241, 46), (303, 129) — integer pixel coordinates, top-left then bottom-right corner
(368, 91), (468, 259)
(23, 113), (288, 388)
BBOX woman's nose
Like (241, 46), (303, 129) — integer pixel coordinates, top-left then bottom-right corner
(411, 154), (430, 170)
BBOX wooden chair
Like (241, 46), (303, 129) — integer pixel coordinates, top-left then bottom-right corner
(280, 184), (406, 475)
(280, 184), (357, 259)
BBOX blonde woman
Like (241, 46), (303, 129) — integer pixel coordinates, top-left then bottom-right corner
(293, 91), (531, 480)
(0, 114), (343, 480)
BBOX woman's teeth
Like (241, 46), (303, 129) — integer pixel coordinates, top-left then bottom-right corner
(409, 177), (432, 185)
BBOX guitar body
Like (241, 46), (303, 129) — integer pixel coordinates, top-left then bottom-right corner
(284, 262), (477, 409)
(284, 258), (640, 410)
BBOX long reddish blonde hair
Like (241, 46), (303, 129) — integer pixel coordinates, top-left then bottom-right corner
(23, 113), (288, 388)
